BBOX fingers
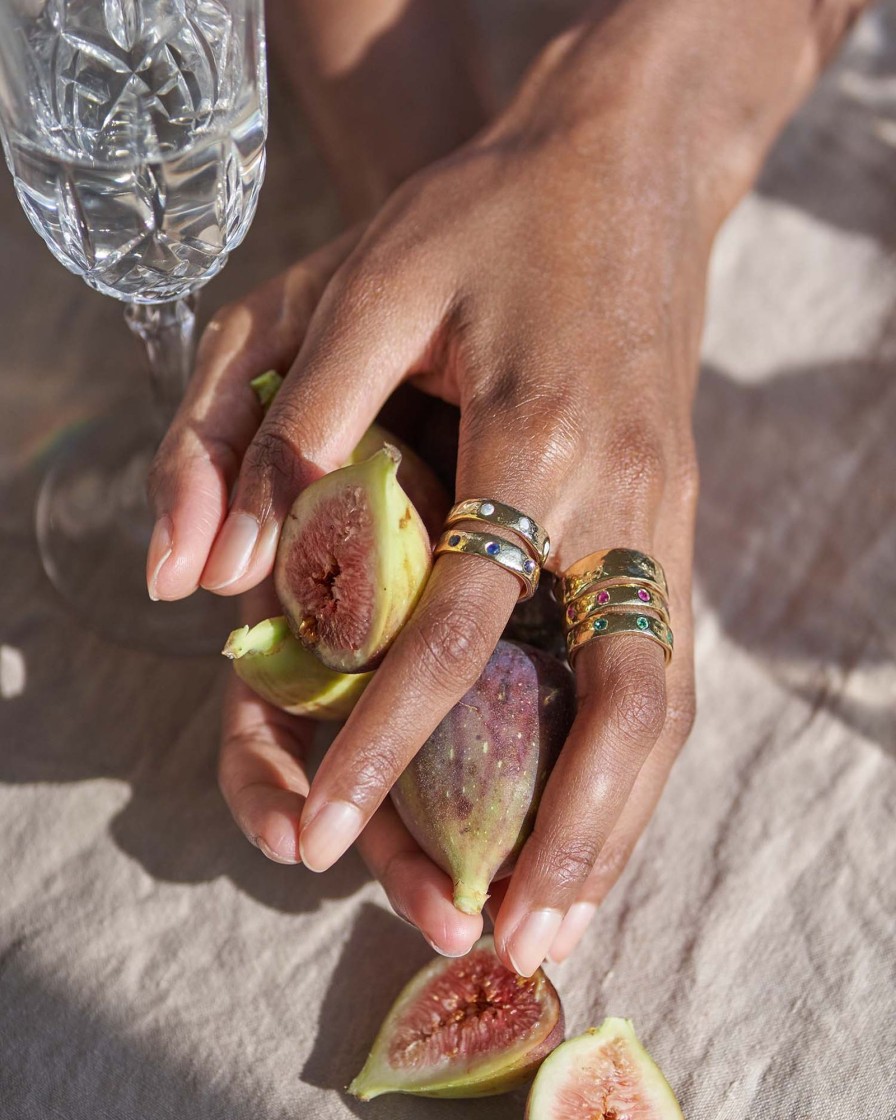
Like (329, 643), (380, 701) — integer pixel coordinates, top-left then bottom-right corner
(294, 375), (572, 876)
(356, 799), (483, 958)
(199, 246), (442, 597)
(220, 658), (482, 955)
(219, 677), (314, 863)
(493, 505), (697, 973)
(493, 637), (669, 975)
(296, 555), (521, 871)
(147, 230), (361, 601)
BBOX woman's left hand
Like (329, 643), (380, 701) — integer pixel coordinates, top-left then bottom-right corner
(147, 2), (790, 973)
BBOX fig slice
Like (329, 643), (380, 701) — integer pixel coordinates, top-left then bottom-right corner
(391, 641), (575, 915)
(222, 616), (371, 720)
(525, 1018), (684, 1119)
(274, 445), (432, 674)
(348, 935), (564, 1100)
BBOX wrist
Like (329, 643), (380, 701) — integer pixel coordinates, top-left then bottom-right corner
(480, 0), (865, 237)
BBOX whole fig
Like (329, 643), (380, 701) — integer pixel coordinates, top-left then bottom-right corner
(391, 641), (575, 915)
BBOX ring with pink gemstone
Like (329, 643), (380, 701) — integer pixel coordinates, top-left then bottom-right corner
(563, 582), (670, 631)
(444, 498), (550, 565)
(555, 548), (668, 604)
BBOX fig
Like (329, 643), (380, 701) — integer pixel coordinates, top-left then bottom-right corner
(274, 445), (432, 674)
(222, 616), (371, 720)
(525, 1018), (684, 1120)
(391, 640), (575, 915)
(250, 371), (449, 537)
(349, 934), (564, 1100)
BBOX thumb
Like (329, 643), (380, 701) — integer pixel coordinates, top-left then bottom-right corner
(200, 250), (440, 596)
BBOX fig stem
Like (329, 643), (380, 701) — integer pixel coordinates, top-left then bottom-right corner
(454, 884), (489, 915)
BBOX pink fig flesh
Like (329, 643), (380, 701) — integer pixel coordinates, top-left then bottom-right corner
(274, 446), (432, 673)
(525, 1019), (684, 1119)
(349, 935), (564, 1099)
(390, 641), (575, 914)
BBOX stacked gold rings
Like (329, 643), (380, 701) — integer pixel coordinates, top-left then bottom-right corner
(435, 498), (549, 601)
(557, 548), (674, 664)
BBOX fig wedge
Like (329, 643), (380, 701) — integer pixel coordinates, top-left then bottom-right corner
(222, 616), (371, 720)
(525, 1018), (684, 1119)
(349, 935), (564, 1100)
(274, 445), (432, 673)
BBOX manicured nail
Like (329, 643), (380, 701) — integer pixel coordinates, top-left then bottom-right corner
(201, 511), (260, 590)
(255, 836), (299, 866)
(548, 902), (597, 963)
(424, 935), (470, 959)
(147, 515), (173, 601)
(505, 908), (563, 977)
(299, 800), (365, 872)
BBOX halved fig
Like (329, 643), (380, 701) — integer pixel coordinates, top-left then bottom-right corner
(274, 445), (432, 673)
(348, 935), (564, 1100)
(525, 1018), (684, 1119)
(222, 616), (371, 720)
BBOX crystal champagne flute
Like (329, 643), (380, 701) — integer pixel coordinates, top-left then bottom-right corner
(0, 0), (267, 653)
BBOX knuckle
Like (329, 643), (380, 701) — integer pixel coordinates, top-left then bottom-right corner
(408, 603), (496, 692)
(244, 424), (303, 489)
(605, 652), (667, 751)
(346, 742), (408, 806)
(535, 833), (599, 890)
(601, 418), (667, 510)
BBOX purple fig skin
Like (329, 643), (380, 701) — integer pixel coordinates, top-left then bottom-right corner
(390, 641), (576, 915)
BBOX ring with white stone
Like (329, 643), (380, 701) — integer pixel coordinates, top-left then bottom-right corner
(434, 528), (541, 600)
(444, 498), (550, 564)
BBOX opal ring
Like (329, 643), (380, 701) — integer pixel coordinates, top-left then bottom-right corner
(434, 528), (540, 600)
(445, 498), (550, 564)
(566, 612), (674, 665)
(556, 548), (667, 603)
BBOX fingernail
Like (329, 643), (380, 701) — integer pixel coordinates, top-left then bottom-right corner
(299, 800), (364, 872)
(505, 908), (563, 977)
(548, 902), (596, 963)
(147, 515), (173, 601)
(201, 511), (260, 590)
(424, 935), (470, 958)
(255, 836), (299, 866)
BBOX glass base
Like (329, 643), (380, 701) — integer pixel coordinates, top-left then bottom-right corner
(36, 404), (236, 656)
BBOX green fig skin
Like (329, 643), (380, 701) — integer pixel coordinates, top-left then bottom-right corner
(525, 1019), (685, 1120)
(390, 641), (576, 915)
(348, 935), (564, 1100)
(222, 616), (371, 720)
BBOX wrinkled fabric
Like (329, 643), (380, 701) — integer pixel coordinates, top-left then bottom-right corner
(1, 4), (894, 1118)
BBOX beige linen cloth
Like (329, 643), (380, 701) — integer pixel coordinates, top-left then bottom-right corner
(1, 4), (894, 1117)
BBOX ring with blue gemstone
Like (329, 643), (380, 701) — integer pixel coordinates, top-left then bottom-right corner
(444, 498), (550, 565)
(434, 527), (541, 600)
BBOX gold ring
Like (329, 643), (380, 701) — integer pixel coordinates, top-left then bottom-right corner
(445, 498), (550, 564)
(563, 583), (670, 630)
(434, 528), (540, 600)
(566, 611), (674, 664)
(557, 548), (668, 603)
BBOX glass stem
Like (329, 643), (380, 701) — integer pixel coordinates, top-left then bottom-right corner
(124, 294), (199, 436)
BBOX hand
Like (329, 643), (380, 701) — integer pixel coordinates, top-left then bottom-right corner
(219, 580), (485, 957)
(149, 0), (857, 971)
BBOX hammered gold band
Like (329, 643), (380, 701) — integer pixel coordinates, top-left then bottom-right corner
(566, 612), (674, 664)
(563, 583), (671, 630)
(445, 498), (550, 564)
(557, 548), (668, 603)
(434, 528), (540, 600)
